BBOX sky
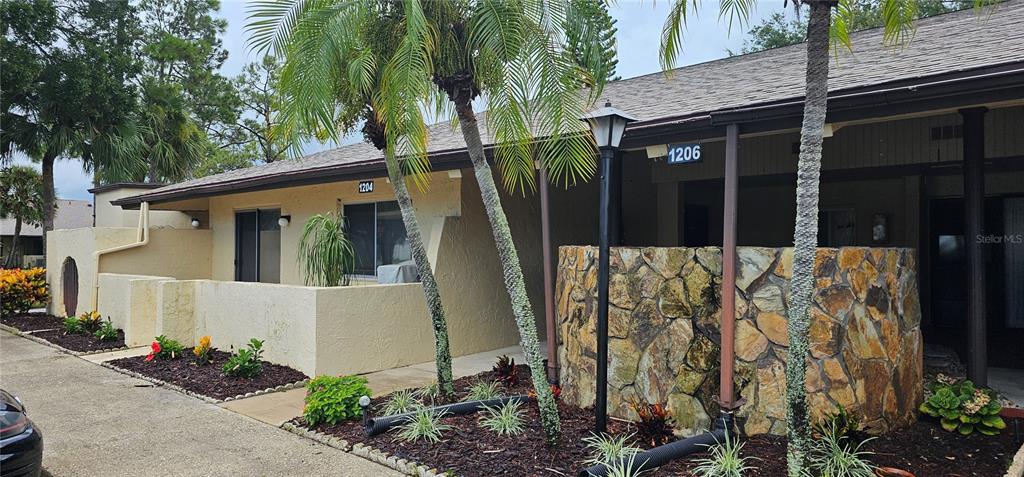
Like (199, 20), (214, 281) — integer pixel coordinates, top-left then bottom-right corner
(20, 0), (792, 201)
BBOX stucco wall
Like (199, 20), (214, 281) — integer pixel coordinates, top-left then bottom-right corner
(558, 246), (923, 437)
(46, 227), (213, 316)
(97, 273), (172, 346)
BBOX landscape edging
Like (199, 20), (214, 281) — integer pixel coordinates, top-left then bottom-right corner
(1006, 440), (1024, 477)
(98, 360), (308, 404)
(280, 421), (448, 477)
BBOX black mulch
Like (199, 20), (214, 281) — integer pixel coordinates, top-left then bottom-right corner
(2, 312), (127, 352)
(109, 350), (308, 400)
(294, 366), (1020, 477)
(1, 312), (64, 332)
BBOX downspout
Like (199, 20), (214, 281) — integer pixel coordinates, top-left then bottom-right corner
(90, 201), (150, 311)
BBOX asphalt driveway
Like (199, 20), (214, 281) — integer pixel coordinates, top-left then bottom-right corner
(0, 331), (402, 476)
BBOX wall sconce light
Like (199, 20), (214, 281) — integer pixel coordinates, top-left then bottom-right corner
(190, 218), (200, 229)
(278, 215), (291, 227)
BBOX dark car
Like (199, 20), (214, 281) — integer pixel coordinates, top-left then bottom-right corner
(0, 389), (42, 477)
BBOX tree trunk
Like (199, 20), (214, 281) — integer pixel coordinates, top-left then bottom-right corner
(787, 1), (833, 475)
(453, 100), (561, 444)
(383, 150), (456, 398)
(147, 159), (159, 183)
(40, 150), (57, 257)
(5, 218), (22, 268)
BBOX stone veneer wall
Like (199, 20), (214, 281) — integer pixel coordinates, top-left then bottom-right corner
(557, 246), (923, 437)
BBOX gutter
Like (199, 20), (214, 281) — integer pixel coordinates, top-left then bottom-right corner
(90, 202), (149, 311)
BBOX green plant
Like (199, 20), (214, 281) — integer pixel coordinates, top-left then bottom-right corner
(153, 335), (185, 359)
(464, 380), (502, 402)
(492, 355), (519, 387)
(479, 401), (526, 437)
(919, 375), (1005, 436)
(297, 213), (356, 287)
(77, 310), (103, 333)
(395, 409), (452, 443)
(693, 434), (757, 477)
(62, 315), (82, 334)
(415, 382), (441, 404)
(0, 268), (49, 316)
(222, 338), (264, 378)
(303, 375), (372, 427)
(809, 421), (876, 477)
(93, 319), (118, 342)
(382, 389), (421, 416)
(631, 401), (675, 447)
(193, 335), (212, 365)
(582, 432), (641, 466)
(589, 451), (653, 477)
(813, 404), (866, 444)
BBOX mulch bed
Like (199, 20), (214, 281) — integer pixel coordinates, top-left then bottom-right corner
(2, 312), (127, 352)
(109, 350), (308, 400)
(1, 312), (64, 332)
(297, 365), (1020, 477)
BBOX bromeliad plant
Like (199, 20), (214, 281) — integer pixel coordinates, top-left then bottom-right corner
(493, 355), (519, 387)
(77, 310), (103, 333)
(919, 374), (1005, 436)
(193, 335), (212, 365)
(222, 338), (265, 378)
(631, 401), (675, 447)
(304, 375), (372, 426)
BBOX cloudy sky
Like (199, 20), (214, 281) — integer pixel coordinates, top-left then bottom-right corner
(24, 0), (792, 201)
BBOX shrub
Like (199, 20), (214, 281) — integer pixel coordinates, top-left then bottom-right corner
(813, 404), (866, 444)
(919, 374), (1005, 436)
(0, 268), (49, 317)
(809, 421), (876, 477)
(303, 375), (372, 427)
(94, 319), (118, 342)
(492, 355), (519, 387)
(692, 434), (757, 477)
(631, 401), (675, 447)
(395, 408), (451, 443)
(382, 389), (421, 415)
(582, 432), (641, 466)
(77, 310), (103, 333)
(464, 380), (502, 402)
(222, 338), (264, 378)
(479, 401), (526, 436)
(146, 335), (185, 361)
(62, 315), (82, 334)
(193, 335), (212, 365)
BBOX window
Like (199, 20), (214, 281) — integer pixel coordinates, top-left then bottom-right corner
(235, 209), (281, 283)
(343, 201), (411, 275)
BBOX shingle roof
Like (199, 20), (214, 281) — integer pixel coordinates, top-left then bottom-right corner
(0, 199), (93, 236)
(119, 0), (1024, 205)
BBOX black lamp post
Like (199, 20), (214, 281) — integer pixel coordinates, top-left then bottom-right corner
(581, 101), (636, 433)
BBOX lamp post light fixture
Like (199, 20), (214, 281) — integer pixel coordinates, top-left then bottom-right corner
(580, 101), (636, 433)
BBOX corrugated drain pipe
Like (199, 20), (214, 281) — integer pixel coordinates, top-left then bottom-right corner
(90, 201), (150, 311)
(578, 413), (734, 477)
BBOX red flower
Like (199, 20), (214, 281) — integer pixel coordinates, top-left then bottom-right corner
(145, 340), (161, 362)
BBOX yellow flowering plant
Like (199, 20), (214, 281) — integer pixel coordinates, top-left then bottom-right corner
(77, 310), (103, 333)
(0, 268), (49, 317)
(193, 335), (212, 365)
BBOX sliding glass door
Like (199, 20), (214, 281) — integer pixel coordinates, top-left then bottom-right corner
(235, 209), (281, 283)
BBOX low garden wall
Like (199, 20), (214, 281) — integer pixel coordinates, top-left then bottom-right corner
(557, 246), (923, 437)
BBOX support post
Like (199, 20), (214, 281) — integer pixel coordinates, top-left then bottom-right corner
(960, 107), (988, 386)
(540, 165), (558, 384)
(720, 123), (740, 413)
(595, 147), (616, 433)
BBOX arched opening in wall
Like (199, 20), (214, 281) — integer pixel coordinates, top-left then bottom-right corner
(61, 257), (78, 317)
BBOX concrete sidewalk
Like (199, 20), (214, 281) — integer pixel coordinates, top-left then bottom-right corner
(0, 331), (402, 477)
(221, 343), (529, 426)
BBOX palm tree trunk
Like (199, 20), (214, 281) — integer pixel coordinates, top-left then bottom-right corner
(5, 218), (22, 268)
(454, 100), (561, 444)
(787, 1), (833, 475)
(40, 150), (57, 257)
(383, 150), (456, 398)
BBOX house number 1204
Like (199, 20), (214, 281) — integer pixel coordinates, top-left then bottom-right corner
(667, 143), (702, 164)
(358, 181), (374, 193)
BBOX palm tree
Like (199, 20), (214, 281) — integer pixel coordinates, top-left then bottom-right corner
(248, 0), (457, 398)
(659, 0), (936, 473)
(250, 0), (614, 443)
(0, 166), (46, 268)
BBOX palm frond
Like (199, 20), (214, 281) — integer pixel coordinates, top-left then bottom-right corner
(660, 0), (694, 70)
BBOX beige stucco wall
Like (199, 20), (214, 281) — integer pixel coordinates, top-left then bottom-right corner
(94, 188), (194, 228)
(47, 227), (213, 317)
(97, 273), (172, 346)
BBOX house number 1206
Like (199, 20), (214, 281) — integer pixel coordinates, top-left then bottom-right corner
(667, 143), (702, 164)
